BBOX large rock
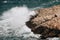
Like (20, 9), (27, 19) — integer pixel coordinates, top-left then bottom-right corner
(26, 5), (60, 38)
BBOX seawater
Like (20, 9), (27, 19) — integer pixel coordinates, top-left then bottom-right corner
(0, 0), (60, 40)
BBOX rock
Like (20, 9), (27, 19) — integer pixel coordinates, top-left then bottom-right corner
(26, 5), (60, 38)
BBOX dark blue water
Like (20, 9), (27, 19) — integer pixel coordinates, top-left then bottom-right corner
(0, 0), (60, 40)
(0, 0), (60, 14)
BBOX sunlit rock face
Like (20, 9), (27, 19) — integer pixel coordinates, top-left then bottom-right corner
(26, 5), (60, 39)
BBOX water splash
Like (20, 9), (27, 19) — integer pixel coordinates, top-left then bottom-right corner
(0, 5), (39, 38)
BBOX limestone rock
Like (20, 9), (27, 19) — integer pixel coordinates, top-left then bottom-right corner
(26, 5), (60, 38)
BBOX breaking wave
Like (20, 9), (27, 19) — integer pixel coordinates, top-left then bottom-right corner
(0, 5), (41, 39)
(0, 5), (59, 40)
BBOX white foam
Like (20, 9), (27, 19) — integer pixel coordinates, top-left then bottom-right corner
(48, 37), (60, 40)
(3, 1), (8, 3)
(0, 6), (40, 38)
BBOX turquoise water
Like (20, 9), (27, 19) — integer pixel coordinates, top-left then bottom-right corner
(0, 0), (60, 14)
(0, 0), (60, 40)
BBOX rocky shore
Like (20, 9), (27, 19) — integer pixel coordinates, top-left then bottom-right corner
(26, 5), (60, 39)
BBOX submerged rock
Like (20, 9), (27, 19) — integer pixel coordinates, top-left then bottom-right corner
(26, 5), (60, 39)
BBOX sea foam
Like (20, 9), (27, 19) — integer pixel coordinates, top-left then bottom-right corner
(0, 6), (40, 38)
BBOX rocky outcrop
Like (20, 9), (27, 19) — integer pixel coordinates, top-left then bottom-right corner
(26, 5), (60, 39)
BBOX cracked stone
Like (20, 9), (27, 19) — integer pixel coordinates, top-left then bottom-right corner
(26, 5), (60, 38)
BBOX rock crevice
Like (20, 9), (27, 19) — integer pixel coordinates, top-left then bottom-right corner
(26, 5), (60, 38)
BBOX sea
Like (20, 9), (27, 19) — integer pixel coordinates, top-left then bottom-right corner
(0, 0), (60, 40)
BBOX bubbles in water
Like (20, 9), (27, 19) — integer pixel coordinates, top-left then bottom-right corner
(0, 5), (37, 38)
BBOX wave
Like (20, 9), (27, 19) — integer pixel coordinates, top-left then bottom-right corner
(0, 4), (60, 40)
(0, 5), (41, 39)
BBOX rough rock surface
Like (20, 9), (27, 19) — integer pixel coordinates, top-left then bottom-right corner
(26, 5), (60, 39)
